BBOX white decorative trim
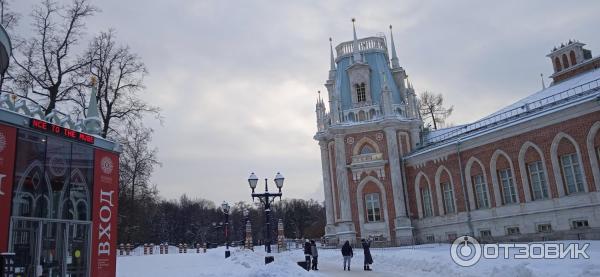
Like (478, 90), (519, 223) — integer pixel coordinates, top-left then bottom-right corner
(586, 122), (600, 191)
(517, 141), (551, 201)
(464, 157), (491, 210)
(490, 149), (520, 206)
(434, 165), (457, 216)
(414, 171), (432, 219)
(352, 137), (380, 155)
(356, 176), (391, 239)
(550, 132), (589, 196)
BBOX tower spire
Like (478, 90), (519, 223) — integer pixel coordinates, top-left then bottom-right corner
(389, 25), (400, 69)
(351, 18), (362, 63)
(329, 37), (336, 71)
(540, 73), (546, 89)
(84, 76), (102, 135)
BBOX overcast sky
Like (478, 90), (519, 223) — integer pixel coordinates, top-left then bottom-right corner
(11, 0), (600, 204)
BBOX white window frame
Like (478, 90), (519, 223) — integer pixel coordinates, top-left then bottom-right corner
(528, 160), (549, 200)
(536, 223), (552, 233)
(572, 219), (589, 230)
(473, 174), (489, 209)
(356, 83), (367, 102)
(506, 226), (520, 236)
(499, 169), (517, 204)
(442, 182), (455, 214)
(421, 187), (433, 218)
(560, 153), (584, 194)
(365, 193), (382, 222)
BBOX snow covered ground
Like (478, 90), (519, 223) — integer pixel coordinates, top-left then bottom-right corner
(117, 241), (600, 277)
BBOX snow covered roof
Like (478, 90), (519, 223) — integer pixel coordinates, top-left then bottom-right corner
(419, 67), (600, 152)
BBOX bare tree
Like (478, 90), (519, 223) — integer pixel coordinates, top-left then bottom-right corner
(418, 91), (453, 130)
(0, 0), (20, 94)
(74, 29), (159, 138)
(11, 0), (97, 115)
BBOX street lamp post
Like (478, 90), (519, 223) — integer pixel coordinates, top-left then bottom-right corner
(247, 172), (284, 264)
(221, 201), (231, 258)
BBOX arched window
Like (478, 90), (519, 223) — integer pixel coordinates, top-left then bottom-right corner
(554, 57), (562, 72)
(495, 153), (518, 205)
(421, 187), (433, 217)
(442, 182), (455, 214)
(365, 193), (381, 222)
(570, 51), (577, 66)
(358, 110), (366, 121)
(555, 136), (585, 194)
(472, 174), (490, 209)
(519, 143), (550, 201)
(527, 161), (548, 200)
(562, 54), (570, 69)
(356, 83), (367, 102)
(359, 144), (375, 155)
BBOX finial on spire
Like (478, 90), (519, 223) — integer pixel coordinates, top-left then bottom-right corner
(351, 18), (361, 63)
(329, 37), (336, 71)
(389, 24), (400, 69)
(84, 76), (102, 135)
(540, 73), (546, 90)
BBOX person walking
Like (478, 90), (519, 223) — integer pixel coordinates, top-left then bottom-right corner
(303, 239), (312, 271)
(341, 240), (353, 271)
(362, 239), (373, 271)
(310, 240), (319, 270)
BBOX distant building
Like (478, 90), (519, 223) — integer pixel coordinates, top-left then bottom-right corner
(315, 21), (600, 245)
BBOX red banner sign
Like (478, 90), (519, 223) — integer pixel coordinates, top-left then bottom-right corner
(91, 149), (119, 277)
(0, 124), (16, 252)
(30, 118), (95, 144)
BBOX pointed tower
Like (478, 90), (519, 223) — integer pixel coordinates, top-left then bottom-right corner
(314, 22), (423, 245)
(325, 38), (340, 124)
(316, 91), (327, 131)
(351, 18), (362, 64)
(84, 77), (103, 135)
(389, 25), (408, 103)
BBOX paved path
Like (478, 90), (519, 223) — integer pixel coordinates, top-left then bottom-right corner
(307, 255), (396, 277)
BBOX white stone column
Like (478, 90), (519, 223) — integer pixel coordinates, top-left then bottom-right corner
(384, 127), (407, 218)
(334, 134), (351, 221)
(319, 141), (335, 227)
(384, 127), (413, 241)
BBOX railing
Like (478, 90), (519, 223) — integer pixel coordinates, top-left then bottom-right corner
(336, 36), (387, 58)
(352, 153), (384, 164)
(425, 76), (600, 146)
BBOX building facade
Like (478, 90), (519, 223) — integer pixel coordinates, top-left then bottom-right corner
(0, 84), (120, 276)
(315, 22), (600, 245)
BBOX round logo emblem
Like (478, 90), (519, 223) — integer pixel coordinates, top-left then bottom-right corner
(101, 156), (113, 175)
(0, 131), (6, 153)
(450, 235), (482, 267)
(49, 155), (67, 177)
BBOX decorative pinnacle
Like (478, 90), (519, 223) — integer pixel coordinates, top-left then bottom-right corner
(351, 18), (361, 63)
(389, 24), (400, 69)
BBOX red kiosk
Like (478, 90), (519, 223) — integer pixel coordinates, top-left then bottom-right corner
(0, 83), (120, 277)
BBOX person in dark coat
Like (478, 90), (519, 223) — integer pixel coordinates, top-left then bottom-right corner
(341, 240), (353, 271)
(310, 240), (319, 270)
(362, 239), (373, 271)
(303, 239), (312, 271)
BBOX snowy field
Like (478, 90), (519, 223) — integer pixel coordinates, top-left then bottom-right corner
(117, 241), (600, 277)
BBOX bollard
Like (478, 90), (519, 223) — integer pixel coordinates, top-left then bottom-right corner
(159, 243), (164, 254)
(125, 243), (131, 256)
(165, 243), (169, 254)
(150, 243), (154, 254)
(183, 243), (188, 253)
(143, 244), (148, 255)
(203, 243), (207, 253)
(119, 243), (124, 256)
(178, 243), (182, 254)
(196, 243), (200, 253)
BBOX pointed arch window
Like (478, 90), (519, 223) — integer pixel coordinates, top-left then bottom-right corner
(421, 187), (433, 217)
(554, 57), (562, 72)
(442, 182), (455, 214)
(562, 54), (570, 69)
(498, 169), (517, 204)
(527, 161), (549, 200)
(355, 83), (367, 102)
(570, 51), (577, 65)
(365, 193), (381, 222)
(472, 174), (489, 209)
(359, 144), (375, 155)
(560, 153), (584, 194)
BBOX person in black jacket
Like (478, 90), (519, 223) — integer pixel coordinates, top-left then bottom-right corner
(362, 239), (373, 271)
(341, 240), (353, 271)
(303, 239), (312, 271)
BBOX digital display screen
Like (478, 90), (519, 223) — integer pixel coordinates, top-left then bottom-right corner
(30, 118), (95, 144)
